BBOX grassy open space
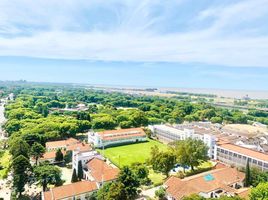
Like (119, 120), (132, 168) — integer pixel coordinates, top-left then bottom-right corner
(0, 150), (11, 179)
(98, 139), (169, 167)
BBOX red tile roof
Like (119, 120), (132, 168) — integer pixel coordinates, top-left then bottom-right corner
(46, 138), (79, 149)
(98, 128), (146, 141)
(218, 142), (268, 162)
(43, 181), (97, 200)
(40, 150), (66, 160)
(86, 158), (119, 182)
(165, 167), (245, 200)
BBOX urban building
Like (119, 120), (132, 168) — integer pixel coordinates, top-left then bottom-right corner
(39, 150), (66, 164)
(42, 181), (97, 200)
(72, 149), (101, 173)
(88, 127), (147, 148)
(164, 165), (246, 200)
(45, 138), (80, 152)
(149, 124), (216, 158)
(41, 138), (92, 164)
(84, 157), (119, 187)
(215, 141), (268, 171)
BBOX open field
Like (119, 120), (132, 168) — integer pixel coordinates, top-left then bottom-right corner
(98, 139), (169, 167)
(98, 139), (169, 185)
(0, 151), (11, 179)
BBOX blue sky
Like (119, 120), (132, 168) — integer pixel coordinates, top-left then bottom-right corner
(0, 0), (268, 90)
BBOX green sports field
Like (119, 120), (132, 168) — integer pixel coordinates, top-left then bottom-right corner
(98, 139), (169, 168)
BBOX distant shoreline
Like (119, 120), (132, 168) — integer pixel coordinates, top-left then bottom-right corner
(1, 80), (268, 99)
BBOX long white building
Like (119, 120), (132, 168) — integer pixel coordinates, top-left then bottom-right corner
(88, 127), (147, 148)
(150, 124), (268, 171)
(149, 124), (216, 158)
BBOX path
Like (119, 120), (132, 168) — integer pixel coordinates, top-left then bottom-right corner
(0, 98), (7, 140)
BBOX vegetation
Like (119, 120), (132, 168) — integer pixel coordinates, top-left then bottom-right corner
(250, 182), (268, 200)
(97, 166), (140, 200)
(71, 168), (78, 183)
(173, 138), (209, 171)
(12, 155), (31, 197)
(55, 149), (63, 162)
(77, 160), (83, 181)
(30, 142), (45, 165)
(98, 139), (168, 167)
(148, 146), (176, 177)
(33, 163), (63, 191)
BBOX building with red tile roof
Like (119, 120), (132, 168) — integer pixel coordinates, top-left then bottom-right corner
(88, 127), (147, 148)
(42, 181), (97, 200)
(45, 138), (80, 151)
(216, 141), (268, 171)
(164, 166), (246, 200)
(84, 157), (119, 187)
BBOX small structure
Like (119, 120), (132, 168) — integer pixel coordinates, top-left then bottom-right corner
(45, 138), (80, 152)
(88, 127), (147, 148)
(42, 138), (92, 164)
(39, 150), (66, 164)
(72, 148), (101, 173)
(84, 157), (119, 188)
(42, 181), (97, 200)
(164, 166), (245, 200)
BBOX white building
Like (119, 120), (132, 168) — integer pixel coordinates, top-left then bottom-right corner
(149, 125), (216, 158)
(72, 148), (101, 173)
(88, 127), (147, 148)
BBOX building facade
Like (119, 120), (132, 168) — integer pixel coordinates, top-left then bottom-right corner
(149, 125), (216, 158)
(88, 127), (147, 148)
(215, 142), (268, 171)
(42, 181), (98, 200)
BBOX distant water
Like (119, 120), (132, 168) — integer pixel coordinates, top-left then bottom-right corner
(159, 87), (268, 99)
(88, 84), (268, 99)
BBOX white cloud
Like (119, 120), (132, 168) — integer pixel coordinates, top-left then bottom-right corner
(0, 0), (268, 67)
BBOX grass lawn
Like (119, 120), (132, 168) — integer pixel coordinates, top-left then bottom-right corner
(98, 139), (169, 185)
(0, 150), (11, 179)
(98, 139), (169, 167)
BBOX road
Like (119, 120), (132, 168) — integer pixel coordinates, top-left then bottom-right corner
(0, 98), (7, 140)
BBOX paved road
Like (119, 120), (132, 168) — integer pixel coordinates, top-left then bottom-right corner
(0, 99), (7, 139)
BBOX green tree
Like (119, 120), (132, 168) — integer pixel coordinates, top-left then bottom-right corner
(55, 149), (63, 162)
(174, 138), (209, 171)
(12, 155), (31, 197)
(30, 142), (45, 165)
(118, 166), (140, 200)
(9, 138), (30, 159)
(245, 159), (251, 187)
(34, 164), (63, 191)
(155, 187), (167, 200)
(250, 182), (268, 200)
(71, 168), (78, 183)
(131, 162), (150, 185)
(77, 160), (83, 180)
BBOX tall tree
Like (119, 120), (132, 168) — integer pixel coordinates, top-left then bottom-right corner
(9, 138), (30, 159)
(174, 138), (209, 171)
(30, 142), (45, 165)
(34, 164), (62, 191)
(149, 150), (176, 177)
(71, 168), (78, 183)
(77, 160), (83, 180)
(55, 149), (63, 162)
(12, 155), (31, 197)
(245, 158), (251, 187)
(118, 166), (140, 200)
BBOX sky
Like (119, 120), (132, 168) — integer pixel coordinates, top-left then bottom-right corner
(0, 0), (268, 90)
